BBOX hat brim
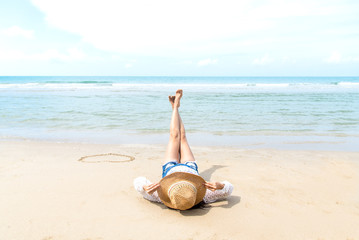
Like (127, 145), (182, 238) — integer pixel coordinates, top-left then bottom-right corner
(158, 172), (206, 209)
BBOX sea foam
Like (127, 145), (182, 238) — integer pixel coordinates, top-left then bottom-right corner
(1, 81), (359, 92)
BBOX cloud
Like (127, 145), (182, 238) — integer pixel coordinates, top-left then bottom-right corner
(30, 0), (344, 56)
(252, 54), (273, 65)
(0, 47), (86, 61)
(124, 63), (133, 68)
(31, 0), (255, 55)
(198, 58), (218, 66)
(324, 51), (359, 63)
(1, 26), (34, 39)
(325, 51), (342, 63)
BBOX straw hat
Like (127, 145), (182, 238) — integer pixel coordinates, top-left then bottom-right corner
(157, 172), (206, 210)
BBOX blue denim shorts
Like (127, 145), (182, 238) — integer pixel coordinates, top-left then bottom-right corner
(162, 161), (198, 178)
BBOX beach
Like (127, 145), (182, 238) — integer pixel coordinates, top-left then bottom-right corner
(1, 76), (359, 239)
(2, 0), (359, 237)
(1, 140), (359, 240)
(2, 0), (359, 236)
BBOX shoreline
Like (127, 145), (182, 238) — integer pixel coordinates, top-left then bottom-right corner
(1, 140), (359, 239)
(1, 132), (358, 152)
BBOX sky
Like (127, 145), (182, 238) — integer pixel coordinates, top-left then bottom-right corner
(0, 0), (359, 76)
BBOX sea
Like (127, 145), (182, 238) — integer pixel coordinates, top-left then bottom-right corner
(1, 76), (359, 151)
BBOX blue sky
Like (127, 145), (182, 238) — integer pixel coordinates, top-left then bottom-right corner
(0, 0), (359, 76)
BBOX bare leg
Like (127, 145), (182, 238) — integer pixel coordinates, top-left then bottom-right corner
(164, 90), (182, 164)
(168, 94), (195, 163)
(179, 114), (196, 163)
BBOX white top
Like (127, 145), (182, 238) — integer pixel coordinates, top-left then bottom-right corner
(133, 176), (234, 204)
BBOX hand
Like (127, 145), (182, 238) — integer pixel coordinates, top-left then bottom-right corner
(204, 181), (225, 192)
(143, 183), (160, 195)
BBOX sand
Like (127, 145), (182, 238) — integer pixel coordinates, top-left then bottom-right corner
(1, 140), (359, 240)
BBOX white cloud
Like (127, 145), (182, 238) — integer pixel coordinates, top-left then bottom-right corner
(324, 51), (359, 63)
(325, 51), (342, 63)
(252, 54), (273, 65)
(66, 47), (86, 60)
(30, 0), (345, 56)
(1, 26), (34, 39)
(124, 63), (133, 68)
(0, 47), (86, 61)
(198, 58), (217, 66)
(31, 0), (255, 55)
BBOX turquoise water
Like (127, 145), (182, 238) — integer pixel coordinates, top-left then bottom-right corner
(1, 76), (359, 150)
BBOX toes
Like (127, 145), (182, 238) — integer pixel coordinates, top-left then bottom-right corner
(176, 89), (183, 96)
(168, 96), (175, 103)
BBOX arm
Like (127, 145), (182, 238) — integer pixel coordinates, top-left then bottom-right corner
(203, 181), (234, 203)
(133, 177), (162, 203)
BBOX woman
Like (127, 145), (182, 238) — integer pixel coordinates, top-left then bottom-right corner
(134, 90), (233, 210)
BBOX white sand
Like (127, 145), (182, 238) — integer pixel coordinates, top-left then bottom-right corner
(1, 140), (359, 240)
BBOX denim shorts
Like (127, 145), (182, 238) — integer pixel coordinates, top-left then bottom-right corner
(162, 161), (198, 178)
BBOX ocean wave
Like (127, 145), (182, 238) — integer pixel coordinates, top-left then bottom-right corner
(0, 83), (109, 89)
(337, 81), (359, 87)
(1, 82), (359, 92)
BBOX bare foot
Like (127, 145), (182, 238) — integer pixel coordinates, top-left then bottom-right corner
(168, 95), (175, 109)
(174, 89), (183, 108)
